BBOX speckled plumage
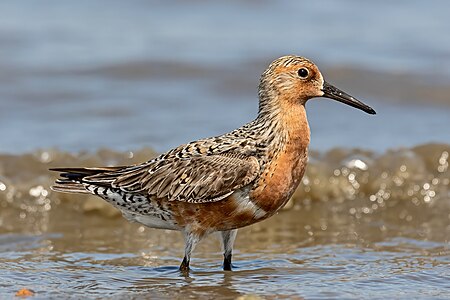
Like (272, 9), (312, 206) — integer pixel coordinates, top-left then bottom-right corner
(51, 55), (375, 272)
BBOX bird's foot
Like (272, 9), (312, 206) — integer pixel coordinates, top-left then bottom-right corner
(223, 254), (233, 271)
(179, 256), (190, 274)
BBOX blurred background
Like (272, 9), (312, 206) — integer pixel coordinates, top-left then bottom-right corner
(0, 0), (449, 153)
(0, 1), (449, 299)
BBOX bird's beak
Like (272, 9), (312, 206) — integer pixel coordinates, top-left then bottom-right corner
(321, 81), (376, 115)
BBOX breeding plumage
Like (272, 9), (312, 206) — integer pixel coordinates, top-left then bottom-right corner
(51, 55), (375, 272)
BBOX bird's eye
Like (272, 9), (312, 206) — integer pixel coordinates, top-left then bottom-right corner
(297, 68), (309, 79)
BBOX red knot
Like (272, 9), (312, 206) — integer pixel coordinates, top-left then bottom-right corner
(51, 55), (375, 272)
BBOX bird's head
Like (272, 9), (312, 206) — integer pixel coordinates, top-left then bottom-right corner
(259, 55), (376, 115)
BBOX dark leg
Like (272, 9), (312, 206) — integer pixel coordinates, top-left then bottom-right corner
(180, 256), (190, 272)
(221, 229), (237, 271)
(179, 232), (199, 273)
(223, 253), (232, 271)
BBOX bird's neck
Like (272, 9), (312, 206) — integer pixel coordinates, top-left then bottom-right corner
(255, 95), (310, 152)
(249, 96), (310, 214)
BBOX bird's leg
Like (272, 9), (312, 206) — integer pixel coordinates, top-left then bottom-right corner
(180, 232), (200, 273)
(221, 229), (238, 271)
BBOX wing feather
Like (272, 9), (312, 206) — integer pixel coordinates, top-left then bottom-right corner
(114, 153), (260, 203)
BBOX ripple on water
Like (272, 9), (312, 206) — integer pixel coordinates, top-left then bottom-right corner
(0, 218), (449, 298)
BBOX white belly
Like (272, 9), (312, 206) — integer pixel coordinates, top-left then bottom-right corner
(86, 185), (179, 230)
(122, 211), (179, 230)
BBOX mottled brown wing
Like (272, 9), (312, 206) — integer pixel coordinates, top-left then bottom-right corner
(113, 153), (260, 203)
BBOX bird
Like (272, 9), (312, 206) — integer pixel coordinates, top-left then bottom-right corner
(51, 55), (375, 272)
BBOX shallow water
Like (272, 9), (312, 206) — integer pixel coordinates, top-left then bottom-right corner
(1, 0), (450, 298)
(1, 200), (449, 299)
(0, 146), (449, 298)
(0, 204), (450, 299)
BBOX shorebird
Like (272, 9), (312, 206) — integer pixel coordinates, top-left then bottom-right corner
(51, 55), (375, 272)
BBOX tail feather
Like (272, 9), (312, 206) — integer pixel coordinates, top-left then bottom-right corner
(50, 166), (124, 194)
(51, 180), (91, 194)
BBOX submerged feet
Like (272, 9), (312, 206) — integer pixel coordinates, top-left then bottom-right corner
(223, 253), (233, 271)
(179, 256), (190, 273)
(179, 229), (238, 272)
(179, 255), (233, 272)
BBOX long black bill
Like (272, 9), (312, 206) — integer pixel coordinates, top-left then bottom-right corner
(322, 81), (376, 115)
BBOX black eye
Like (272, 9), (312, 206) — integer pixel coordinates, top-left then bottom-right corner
(297, 68), (309, 78)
